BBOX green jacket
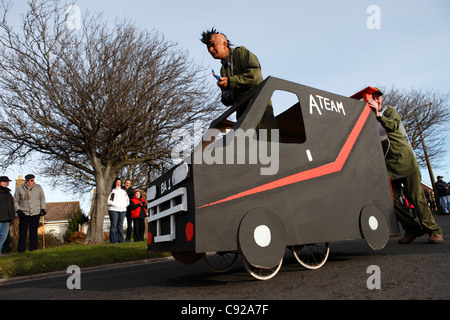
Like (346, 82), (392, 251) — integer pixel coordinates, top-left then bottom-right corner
(220, 46), (276, 132)
(220, 46), (264, 107)
(378, 106), (418, 180)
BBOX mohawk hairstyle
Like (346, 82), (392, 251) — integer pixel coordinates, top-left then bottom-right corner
(200, 27), (232, 48)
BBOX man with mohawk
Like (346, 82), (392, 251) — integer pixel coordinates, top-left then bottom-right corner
(201, 28), (277, 136)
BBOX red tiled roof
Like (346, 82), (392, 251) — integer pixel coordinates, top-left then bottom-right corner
(44, 201), (80, 222)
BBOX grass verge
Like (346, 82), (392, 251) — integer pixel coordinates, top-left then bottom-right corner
(0, 241), (170, 279)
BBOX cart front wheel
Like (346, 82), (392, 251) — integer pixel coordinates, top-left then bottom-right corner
(290, 242), (329, 270)
(238, 208), (286, 270)
(242, 256), (283, 281)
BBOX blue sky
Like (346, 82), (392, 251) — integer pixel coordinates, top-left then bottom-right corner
(3, 0), (450, 212)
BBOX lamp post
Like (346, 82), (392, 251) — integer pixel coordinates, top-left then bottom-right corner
(414, 103), (442, 213)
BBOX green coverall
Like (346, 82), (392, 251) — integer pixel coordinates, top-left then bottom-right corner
(379, 106), (442, 236)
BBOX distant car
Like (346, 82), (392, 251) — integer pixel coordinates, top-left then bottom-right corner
(147, 77), (398, 280)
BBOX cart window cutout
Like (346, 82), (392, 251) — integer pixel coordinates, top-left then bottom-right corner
(272, 90), (306, 144)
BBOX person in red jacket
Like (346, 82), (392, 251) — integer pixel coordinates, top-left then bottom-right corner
(129, 189), (147, 242)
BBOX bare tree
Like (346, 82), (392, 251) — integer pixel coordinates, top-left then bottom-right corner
(379, 86), (450, 168)
(0, 0), (222, 243)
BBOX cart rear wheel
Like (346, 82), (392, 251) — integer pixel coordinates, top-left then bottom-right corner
(203, 251), (238, 273)
(360, 204), (390, 250)
(242, 256), (283, 281)
(290, 242), (329, 270)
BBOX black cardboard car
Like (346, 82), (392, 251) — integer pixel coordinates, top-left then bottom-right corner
(146, 77), (398, 280)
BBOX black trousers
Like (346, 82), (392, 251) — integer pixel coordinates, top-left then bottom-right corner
(18, 215), (40, 252)
(133, 219), (145, 242)
(125, 210), (133, 241)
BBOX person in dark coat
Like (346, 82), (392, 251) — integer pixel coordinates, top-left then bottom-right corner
(0, 176), (15, 256)
(123, 179), (135, 242)
(435, 176), (450, 214)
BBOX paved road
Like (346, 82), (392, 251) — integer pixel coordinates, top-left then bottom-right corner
(1, 216), (449, 303)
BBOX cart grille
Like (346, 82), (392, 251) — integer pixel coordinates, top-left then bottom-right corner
(147, 187), (188, 243)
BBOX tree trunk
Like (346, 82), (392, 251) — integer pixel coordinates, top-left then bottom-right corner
(86, 167), (115, 244)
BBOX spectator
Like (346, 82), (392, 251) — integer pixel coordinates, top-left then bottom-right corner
(129, 189), (147, 242)
(435, 176), (450, 214)
(14, 174), (46, 252)
(0, 176), (15, 256)
(123, 179), (135, 242)
(424, 189), (436, 211)
(107, 178), (129, 243)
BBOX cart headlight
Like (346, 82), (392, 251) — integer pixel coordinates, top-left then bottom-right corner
(147, 185), (157, 201)
(172, 162), (189, 186)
